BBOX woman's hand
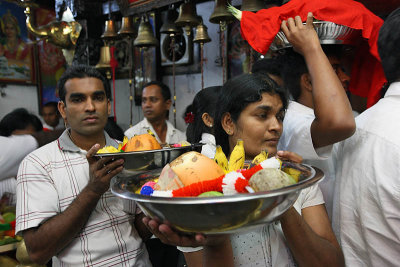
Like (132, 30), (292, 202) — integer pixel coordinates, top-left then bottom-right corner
(276, 150), (302, 163)
(281, 12), (320, 56)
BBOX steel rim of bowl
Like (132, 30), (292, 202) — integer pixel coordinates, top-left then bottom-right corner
(111, 164), (324, 204)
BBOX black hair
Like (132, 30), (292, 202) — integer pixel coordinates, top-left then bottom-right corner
(251, 57), (283, 77)
(214, 73), (288, 156)
(280, 45), (343, 101)
(185, 86), (222, 143)
(57, 65), (111, 102)
(43, 101), (58, 109)
(378, 7), (400, 84)
(142, 80), (171, 101)
(104, 116), (125, 141)
(0, 108), (43, 136)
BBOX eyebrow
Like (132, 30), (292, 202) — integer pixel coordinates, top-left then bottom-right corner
(69, 91), (106, 98)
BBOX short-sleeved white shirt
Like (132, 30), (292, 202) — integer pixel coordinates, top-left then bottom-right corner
(334, 82), (400, 266)
(178, 185), (325, 267)
(124, 118), (186, 144)
(16, 130), (151, 266)
(278, 101), (335, 219)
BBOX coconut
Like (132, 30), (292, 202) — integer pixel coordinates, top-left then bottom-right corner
(249, 168), (296, 192)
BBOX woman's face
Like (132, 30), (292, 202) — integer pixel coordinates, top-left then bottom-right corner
(5, 23), (17, 39)
(230, 92), (285, 159)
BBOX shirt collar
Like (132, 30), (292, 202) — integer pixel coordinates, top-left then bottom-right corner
(384, 82), (400, 98)
(287, 100), (314, 115)
(58, 129), (118, 152)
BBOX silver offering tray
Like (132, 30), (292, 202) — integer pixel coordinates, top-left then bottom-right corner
(111, 162), (324, 234)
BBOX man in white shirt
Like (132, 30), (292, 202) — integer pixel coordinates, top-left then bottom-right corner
(41, 101), (64, 131)
(125, 81), (186, 145)
(334, 8), (400, 266)
(277, 45), (356, 220)
(16, 65), (151, 266)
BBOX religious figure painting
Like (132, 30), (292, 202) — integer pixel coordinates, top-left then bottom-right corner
(0, 0), (35, 83)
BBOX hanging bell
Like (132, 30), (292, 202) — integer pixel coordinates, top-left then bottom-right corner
(194, 20), (211, 44)
(209, 0), (234, 25)
(160, 8), (181, 35)
(118, 16), (135, 37)
(95, 46), (111, 69)
(241, 0), (266, 12)
(175, 1), (201, 35)
(134, 16), (158, 47)
(101, 19), (118, 41)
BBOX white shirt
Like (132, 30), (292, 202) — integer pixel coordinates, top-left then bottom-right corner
(0, 135), (38, 180)
(333, 82), (400, 267)
(178, 184), (325, 267)
(16, 130), (151, 266)
(124, 118), (186, 144)
(278, 101), (334, 219)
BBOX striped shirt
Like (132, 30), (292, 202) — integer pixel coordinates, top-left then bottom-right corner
(16, 130), (151, 266)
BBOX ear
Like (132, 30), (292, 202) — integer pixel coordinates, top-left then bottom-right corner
(221, 112), (235, 135)
(165, 99), (172, 110)
(201, 112), (214, 128)
(58, 101), (67, 120)
(300, 73), (313, 92)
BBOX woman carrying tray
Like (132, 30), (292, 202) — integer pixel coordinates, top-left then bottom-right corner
(143, 13), (344, 267)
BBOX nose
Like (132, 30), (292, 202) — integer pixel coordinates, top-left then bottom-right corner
(269, 116), (283, 135)
(337, 68), (350, 90)
(85, 98), (95, 112)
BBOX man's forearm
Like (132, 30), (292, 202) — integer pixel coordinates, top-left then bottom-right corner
(23, 187), (102, 264)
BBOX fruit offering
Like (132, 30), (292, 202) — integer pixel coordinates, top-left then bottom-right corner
(140, 140), (300, 198)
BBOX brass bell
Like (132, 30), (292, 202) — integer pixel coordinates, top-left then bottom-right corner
(241, 0), (266, 12)
(118, 16), (135, 37)
(175, 1), (201, 35)
(101, 19), (118, 41)
(209, 0), (234, 25)
(134, 16), (158, 47)
(95, 46), (111, 69)
(160, 8), (181, 35)
(194, 20), (211, 44)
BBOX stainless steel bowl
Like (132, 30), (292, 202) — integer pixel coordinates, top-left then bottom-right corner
(95, 143), (203, 176)
(111, 162), (324, 234)
(270, 21), (359, 51)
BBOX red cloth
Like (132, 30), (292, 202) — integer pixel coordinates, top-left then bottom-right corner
(240, 0), (386, 107)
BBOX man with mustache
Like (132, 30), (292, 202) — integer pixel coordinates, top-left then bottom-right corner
(124, 81), (186, 145)
(15, 65), (152, 266)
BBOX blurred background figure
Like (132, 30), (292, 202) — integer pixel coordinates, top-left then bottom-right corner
(41, 101), (64, 131)
(0, 108), (43, 203)
(104, 116), (124, 141)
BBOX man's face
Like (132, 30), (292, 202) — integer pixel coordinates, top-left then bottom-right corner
(141, 84), (171, 122)
(59, 77), (110, 138)
(328, 55), (350, 91)
(42, 106), (60, 127)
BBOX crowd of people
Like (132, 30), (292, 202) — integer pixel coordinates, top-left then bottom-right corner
(0, 4), (399, 267)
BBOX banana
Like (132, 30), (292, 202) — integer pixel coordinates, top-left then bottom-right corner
(228, 139), (245, 172)
(251, 149), (268, 166)
(214, 145), (228, 173)
(147, 129), (156, 137)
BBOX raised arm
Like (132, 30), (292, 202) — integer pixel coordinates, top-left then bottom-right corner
(282, 13), (356, 148)
(22, 144), (124, 265)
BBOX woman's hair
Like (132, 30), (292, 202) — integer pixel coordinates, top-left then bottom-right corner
(214, 73), (288, 156)
(185, 86), (222, 143)
(0, 108), (43, 136)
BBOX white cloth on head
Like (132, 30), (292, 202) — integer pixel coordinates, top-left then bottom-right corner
(333, 82), (400, 267)
(16, 130), (151, 266)
(278, 100), (335, 220)
(124, 118), (186, 144)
